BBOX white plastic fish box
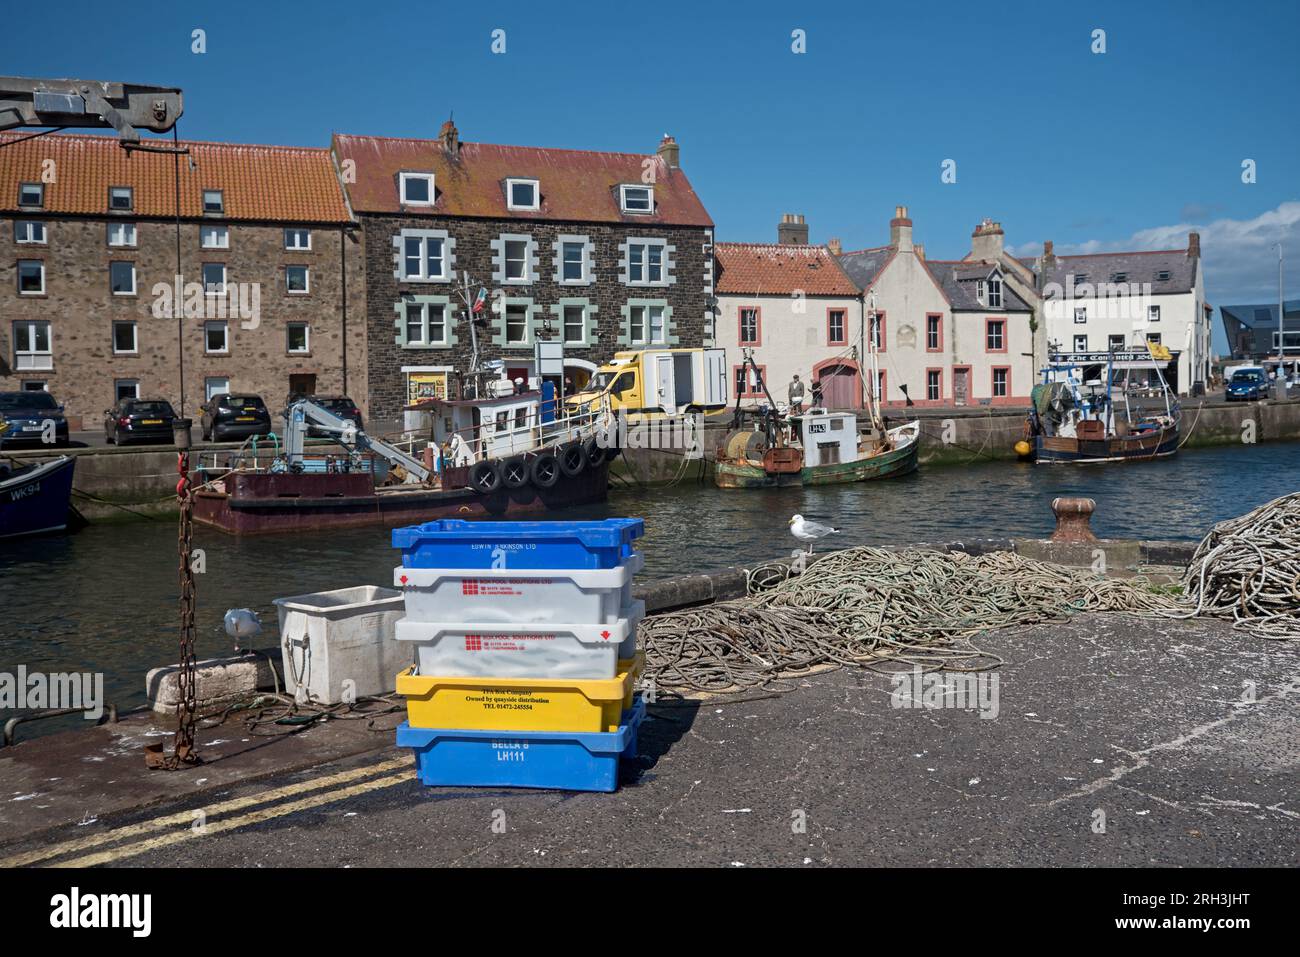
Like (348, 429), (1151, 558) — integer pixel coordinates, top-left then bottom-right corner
(395, 601), (645, 679)
(394, 552), (643, 626)
(273, 585), (410, 705)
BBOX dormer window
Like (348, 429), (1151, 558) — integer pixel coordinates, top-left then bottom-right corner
(109, 186), (133, 211)
(18, 183), (44, 208)
(976, 279), (985, 303)
(400, 172), (435, 206)
(619, 184), (653, 213)
(1111, 271), (1127, 283)
(987, 275), (1002, 309)
(1155, 270), (1171, 282)
(202, 190), (224, 214)
(506, 178), (539, 211)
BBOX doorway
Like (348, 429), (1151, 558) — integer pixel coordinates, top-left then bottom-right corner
(814, 362), (861, 409)
(953, 367), (971, 406)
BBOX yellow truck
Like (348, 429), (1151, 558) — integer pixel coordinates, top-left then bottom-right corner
(565, 348), (729, 418)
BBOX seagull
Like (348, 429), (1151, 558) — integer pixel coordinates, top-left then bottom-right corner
(789, 514), (838, 553)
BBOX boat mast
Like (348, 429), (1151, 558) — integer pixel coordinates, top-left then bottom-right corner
(864, 289), (884, 433)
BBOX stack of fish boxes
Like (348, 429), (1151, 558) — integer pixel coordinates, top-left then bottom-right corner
(391, 518), (646, 793)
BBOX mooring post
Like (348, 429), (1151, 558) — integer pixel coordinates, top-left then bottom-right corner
(1050, 497), (1098, 543)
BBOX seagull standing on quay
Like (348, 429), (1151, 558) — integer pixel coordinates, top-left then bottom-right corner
(789, 514), (839, 553)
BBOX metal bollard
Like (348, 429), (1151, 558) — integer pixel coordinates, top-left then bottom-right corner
(1050, 496), (1098, 543)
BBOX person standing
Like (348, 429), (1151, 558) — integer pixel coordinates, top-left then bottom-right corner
(788, 374), (806, 413)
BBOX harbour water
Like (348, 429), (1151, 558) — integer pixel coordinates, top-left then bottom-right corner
(2, 441), (1298, 727)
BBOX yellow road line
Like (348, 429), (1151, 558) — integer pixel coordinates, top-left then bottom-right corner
(0, 754), (411, 869)
(52, 771), (413, 868)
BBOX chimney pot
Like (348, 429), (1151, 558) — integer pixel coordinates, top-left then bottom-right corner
(778, 213), (810, 245)
(828, 237), (842, 256)
(914, 242), (925, 260)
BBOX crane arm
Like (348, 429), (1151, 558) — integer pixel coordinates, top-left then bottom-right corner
(283, 400), (430, 483)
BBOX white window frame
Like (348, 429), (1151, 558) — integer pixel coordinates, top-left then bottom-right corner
(287, 322), (310, 354)
(987, 275), (1003, 309)
(505, 178), (540, 211)
(202, 263), (227, 295)
(1148, 304), (1161, 323)
(403, 301), (450, 347)
(108, 221), (137, 248)
(115, 379), (141, 402)
(110, 261), (137, 296)
(992, 368), (1009, 398)
(15, 220), (46, 244)
(926, 369), (942, 401)
(285, 265), (310, 295)
(205, 377), (229, 401)
(109, 186), (133, 211)
(112, 320), (139, 354)
(284, 227), (311, 251)
(205, 320), (229, 354)
(626, 238), (669, 287)
(1074, 307), (1087, 324)
(503, 301), (531, 345)
(1107, 334), (1126, 352)
(17, 259), (45, 295)
(399, 229), (451, 282)
(628, 303), (667, 345)
(976, 279), (986, 304)
(1073, 334), (1088, 352)
(496, 234), (536, 285)
(13, 319), (53, 370)
(200, 225), (229, 249)
(21, 380), (48, 393)
(619, 184), (653, 213)
(400, 171), (435, 206)
(18, 182), (44, 208)
(202, 189), (224, 214)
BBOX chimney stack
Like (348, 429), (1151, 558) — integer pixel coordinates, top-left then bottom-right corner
(657, 134), (680, 170)
(889, 205), (913, 252)
(1187, 231), (1200, 259)
(971, 218), (1005, 261)
(778, 213), (809, 245)
(914, 242), (925, 260)
(827, 237), (842, 256)
(440, 118), (460, 161)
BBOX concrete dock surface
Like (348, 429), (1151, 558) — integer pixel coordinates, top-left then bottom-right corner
(1, 614), (1296, 868)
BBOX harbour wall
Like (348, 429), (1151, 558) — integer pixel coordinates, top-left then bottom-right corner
(5, 398), (1299, 518)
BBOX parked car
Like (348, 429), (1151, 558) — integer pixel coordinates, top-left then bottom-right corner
(290, 394), (364, 438)
(1225, 368), (1268, 402)
(0, 391), (70, 448)
(104, 398), (178, 445)
(200, 393), (273, 443)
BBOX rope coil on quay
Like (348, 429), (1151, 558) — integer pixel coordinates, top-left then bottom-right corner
(639, 492), (1300, 695)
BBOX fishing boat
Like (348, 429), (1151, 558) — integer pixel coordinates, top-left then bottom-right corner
(1023, 342), (1180, 464)
(0, 455), (77, 540)
(714, 349), (920, 489)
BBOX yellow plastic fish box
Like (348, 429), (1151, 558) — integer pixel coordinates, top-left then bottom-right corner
(395, 655), (643, 733)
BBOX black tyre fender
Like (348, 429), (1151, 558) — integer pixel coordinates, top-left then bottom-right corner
(582, 437), (605, 468)
(602, 442), (622, 463)
(558, 442), (586, 477)
(529, 452), (560, 489)
(501, 456), (530, 489)
(469, 460), (502, 493)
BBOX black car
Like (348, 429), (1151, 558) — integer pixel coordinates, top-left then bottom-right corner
(104, 398), (178, 445)
(0, 391), (70, 448)
(296, 394), (364, 437)
(200, 393), (273, 443)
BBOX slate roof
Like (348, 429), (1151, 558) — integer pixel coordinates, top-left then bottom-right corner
(1030, 249), (1197, 294)
(715, 242), (859, 296)
(0, 131), (351, 223)
(332, 132), (712, 227)
(1220, 300), (1300, 329)
(835, 246), (893, 290)
(925, 259), (1034, 312)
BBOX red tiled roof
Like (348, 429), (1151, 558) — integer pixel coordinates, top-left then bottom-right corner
(332, 132), (712, 227)
(0, 131), (351, 223)
(716, 242), (859, 296)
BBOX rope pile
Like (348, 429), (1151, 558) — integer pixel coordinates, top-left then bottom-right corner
(1175, 491), (1300, 639)
(641, 546), (1182, 693)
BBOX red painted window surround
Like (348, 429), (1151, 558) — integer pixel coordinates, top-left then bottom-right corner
(926, 313), (943, 352)
(738, 306), (762, 346)
(925, 366), (943, 401)
(951, 364), (973, 402)
(868, 310), (887, 352)
(991, 365), (1011, 399)
(733, 363), (767, 398)
(985, 317), (1007, 353)
(826, 307), (847, 346)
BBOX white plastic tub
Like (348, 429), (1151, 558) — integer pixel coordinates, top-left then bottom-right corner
(273, 585), (409, 705)
(394, 553), (643, 626)
(396, 600), (645, 679)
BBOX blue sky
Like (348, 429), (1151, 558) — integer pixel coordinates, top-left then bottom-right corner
(4, 0), (1298, 349)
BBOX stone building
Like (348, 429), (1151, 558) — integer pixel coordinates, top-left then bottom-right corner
(332, 122), (715, 420)
(0, 131), (361, 426)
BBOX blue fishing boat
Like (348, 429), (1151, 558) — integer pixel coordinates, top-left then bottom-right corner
(0, 455), (77, 540)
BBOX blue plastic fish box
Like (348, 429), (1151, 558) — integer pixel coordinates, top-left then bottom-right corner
(396, 697), (645, 793)
(392, 518), (644, 570)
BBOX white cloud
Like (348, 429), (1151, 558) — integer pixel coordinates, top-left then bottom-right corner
(1008, 201), (1300, 306)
